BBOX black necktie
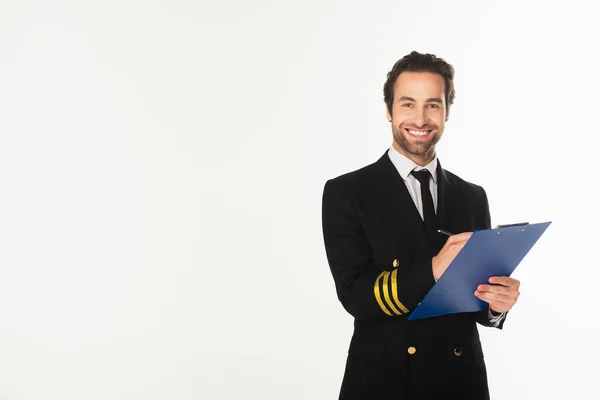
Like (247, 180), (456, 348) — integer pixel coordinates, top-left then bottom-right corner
(410, 169), (436, 240)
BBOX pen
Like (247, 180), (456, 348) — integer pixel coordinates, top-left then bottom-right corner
(437, 229), (454, 236)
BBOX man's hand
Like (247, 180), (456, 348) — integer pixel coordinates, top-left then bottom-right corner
(432, 232), (472, 280)
(475, 276), (520, 313)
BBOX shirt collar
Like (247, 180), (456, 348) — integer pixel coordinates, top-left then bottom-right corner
(387, 146), (438, 183)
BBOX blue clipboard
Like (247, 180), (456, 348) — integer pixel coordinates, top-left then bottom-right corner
(408, 221), (552, 320)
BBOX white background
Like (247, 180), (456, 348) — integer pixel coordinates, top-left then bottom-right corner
(0, 0), (598, 399)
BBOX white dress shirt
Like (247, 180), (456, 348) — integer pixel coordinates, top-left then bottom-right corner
(387, 147), (505, 325)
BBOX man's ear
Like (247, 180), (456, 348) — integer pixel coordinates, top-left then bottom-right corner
(385, 105), (392, 122)
(445, 107), (450, 122)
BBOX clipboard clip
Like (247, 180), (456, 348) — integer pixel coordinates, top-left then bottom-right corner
(494, 222), (529, 229)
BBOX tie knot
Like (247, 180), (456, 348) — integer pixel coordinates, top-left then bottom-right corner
(410, 169), (432, 186)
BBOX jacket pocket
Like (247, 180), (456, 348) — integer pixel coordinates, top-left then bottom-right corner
(348, 335), (387, 359)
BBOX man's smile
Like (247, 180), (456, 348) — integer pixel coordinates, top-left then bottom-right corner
(404, 128), (433, 137)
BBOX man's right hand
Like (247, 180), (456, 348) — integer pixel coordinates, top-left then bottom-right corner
(432, 232), (473, 280)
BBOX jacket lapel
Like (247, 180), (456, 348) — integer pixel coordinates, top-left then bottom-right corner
(375, 152), (431, 251)
(434, 160), (451, 253)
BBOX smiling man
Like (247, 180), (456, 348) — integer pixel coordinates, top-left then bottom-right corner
(321, 51), (520, 399)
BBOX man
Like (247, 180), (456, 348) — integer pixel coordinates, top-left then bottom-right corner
(321, 51), (520, 399)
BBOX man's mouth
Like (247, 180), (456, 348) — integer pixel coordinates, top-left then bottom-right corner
(404, 128), (433, 137)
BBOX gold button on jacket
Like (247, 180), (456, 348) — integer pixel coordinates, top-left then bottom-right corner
(392, 259), (400, 268)
(454, 347), (463, 356)
(407, 346), (416, 355)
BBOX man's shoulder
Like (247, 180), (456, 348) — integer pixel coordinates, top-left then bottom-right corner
(324, 155), (384, 192)
(443, 168), (487, 196)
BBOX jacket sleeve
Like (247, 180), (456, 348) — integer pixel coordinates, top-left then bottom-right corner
(475, 186), (507, 329)
(322, 178), (436, 320)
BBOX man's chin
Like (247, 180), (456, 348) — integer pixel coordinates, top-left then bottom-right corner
(402, 141), (436, 157)
(396, 139), (430, 154)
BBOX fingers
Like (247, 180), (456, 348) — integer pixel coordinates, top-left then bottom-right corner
(475, 280), (520, 312)
(432, 232), (474, 280)
(475, 293), (511, 312)
(477, 284), (515, 296)
(473, 275), (521, 315)
(474, 289), (514, 303)
(449, 232), (472, 243)
(476, 282), (520, 300)
(489, 276), (520, 289)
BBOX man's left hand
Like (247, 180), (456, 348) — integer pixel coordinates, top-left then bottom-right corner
(475, 276), (520, 313)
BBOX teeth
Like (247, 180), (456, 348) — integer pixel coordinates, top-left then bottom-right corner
(408, 129), (429, 136)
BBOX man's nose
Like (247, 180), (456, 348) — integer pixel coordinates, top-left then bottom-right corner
(413, 107), (428, 127)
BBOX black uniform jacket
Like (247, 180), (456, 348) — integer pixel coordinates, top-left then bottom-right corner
(322, 151), (505, 400)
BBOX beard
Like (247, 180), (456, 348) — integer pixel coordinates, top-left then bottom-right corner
(392, 122), (442, 158)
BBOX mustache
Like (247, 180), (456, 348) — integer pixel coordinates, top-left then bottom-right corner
(401, 123), (438, 130)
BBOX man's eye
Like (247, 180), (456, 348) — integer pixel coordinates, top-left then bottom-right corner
(402, 103), (413, 107)
(427, 104), (440, 108)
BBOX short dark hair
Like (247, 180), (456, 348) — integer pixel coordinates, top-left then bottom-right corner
(383, 51), (455, 115)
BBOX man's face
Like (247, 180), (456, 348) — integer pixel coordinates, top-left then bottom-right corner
(386, 71), (449, 165)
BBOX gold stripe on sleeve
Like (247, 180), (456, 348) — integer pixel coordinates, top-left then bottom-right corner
(390, 269), (410, 314)
(382, 271), (402, 315)
(374, 271), (393, 316)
